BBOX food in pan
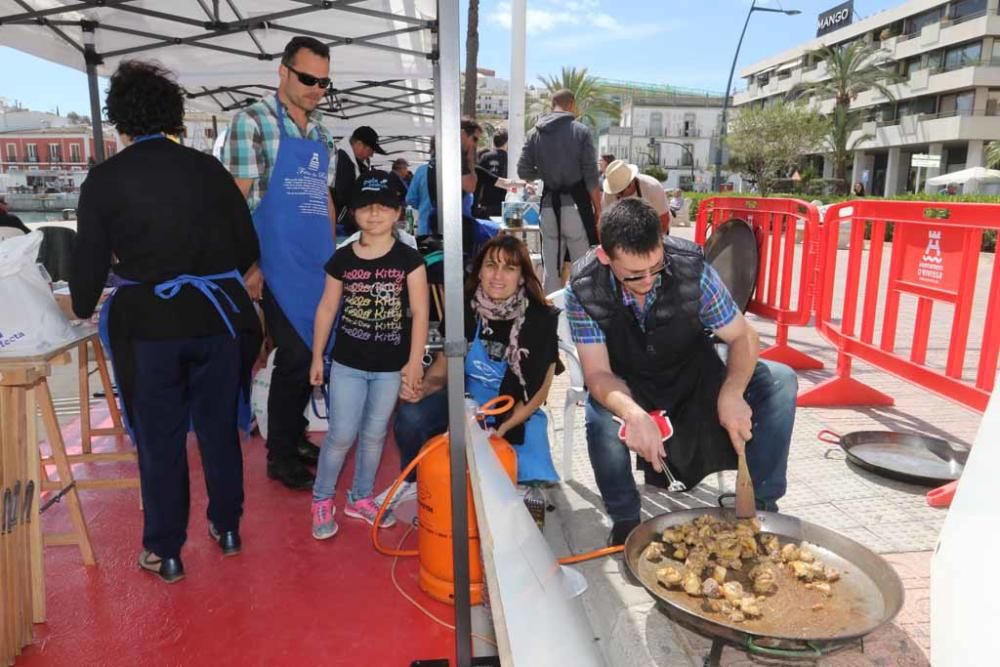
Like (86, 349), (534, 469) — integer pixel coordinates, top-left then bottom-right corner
(647, 515), (840, 624)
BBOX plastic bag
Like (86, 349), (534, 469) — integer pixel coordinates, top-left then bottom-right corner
(250, 348), (328, 439)
(0, 231), (75, 354)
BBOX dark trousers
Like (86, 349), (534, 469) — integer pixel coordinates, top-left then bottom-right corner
(393, 389), (449, 482)
(585, 360), (797, 523)
(131, 335), (245, 559)
(261, 285), (312, 463)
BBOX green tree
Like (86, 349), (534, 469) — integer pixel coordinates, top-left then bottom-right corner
(788, 42), (902, 193)
(462, 0), (480, 118)
(531, 67), (620, 130)
(726, 102), (829, 196)
(987, 141), (1000, 168)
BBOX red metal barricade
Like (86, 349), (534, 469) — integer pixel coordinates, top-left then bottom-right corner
(695, 196), (825, 369)
(798, 200), (1000, 412)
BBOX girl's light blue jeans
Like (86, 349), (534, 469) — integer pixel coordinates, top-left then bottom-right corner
(312, 361), (401, 502)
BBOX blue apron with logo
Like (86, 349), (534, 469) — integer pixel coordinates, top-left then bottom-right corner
(464, 322), (558, 483)
(252, 101), (333, 347)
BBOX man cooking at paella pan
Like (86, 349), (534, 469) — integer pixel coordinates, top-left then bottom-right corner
(563, 198), (798, 546)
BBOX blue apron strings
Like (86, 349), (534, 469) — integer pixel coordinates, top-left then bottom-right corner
(132, 134), (166, 144)
(152, 269), (243, 338)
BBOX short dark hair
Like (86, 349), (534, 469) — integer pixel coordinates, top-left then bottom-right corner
(601, 154), (616, 164)
(552, 89), (575, 109)
(493, 130), (508, 148)
(600, 199), (661, 257)
(281, 36), (330, 67)
(104, 60), (184, 138)
(392, 158), (409, 170)
(460, 117), (481, 136)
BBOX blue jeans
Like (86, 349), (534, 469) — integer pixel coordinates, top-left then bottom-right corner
(393, 388), (449, 483)
(585, 360), (797, 524)
(313, 361), (402, 501)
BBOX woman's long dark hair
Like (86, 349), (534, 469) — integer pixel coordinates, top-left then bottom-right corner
(465, 235), (548, 306)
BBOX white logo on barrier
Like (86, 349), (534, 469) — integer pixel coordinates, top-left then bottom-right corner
(308, 152), (320, 171)
(922, 230), (943, 264)
(917, 229), (944, 284)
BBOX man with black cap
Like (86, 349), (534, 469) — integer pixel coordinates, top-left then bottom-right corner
(332, 125), (385, 235)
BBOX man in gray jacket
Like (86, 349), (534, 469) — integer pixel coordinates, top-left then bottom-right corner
(518, 89), (601, 293)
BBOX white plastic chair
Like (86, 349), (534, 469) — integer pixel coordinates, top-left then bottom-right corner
(548, 289), (588, 481)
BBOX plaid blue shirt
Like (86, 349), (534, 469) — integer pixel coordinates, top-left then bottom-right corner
(220, 94), (336, 211)
(564, 261), (738, 344)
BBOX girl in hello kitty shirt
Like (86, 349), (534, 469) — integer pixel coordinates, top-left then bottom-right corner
(308, 170), (429, 539)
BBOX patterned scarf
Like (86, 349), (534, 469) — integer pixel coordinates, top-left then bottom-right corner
(471, 285), (531, 400)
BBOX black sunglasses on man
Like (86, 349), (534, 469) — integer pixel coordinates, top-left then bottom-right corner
(285, 63), (331, 89)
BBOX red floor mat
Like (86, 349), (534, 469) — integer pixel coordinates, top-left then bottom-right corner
(19, 423), (456, 667)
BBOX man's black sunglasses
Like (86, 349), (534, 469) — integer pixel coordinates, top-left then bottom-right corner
(285, 63), (331, 89)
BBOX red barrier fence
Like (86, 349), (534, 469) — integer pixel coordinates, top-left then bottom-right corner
(695, 197), (825, 369)
(798, 200), (999, 412)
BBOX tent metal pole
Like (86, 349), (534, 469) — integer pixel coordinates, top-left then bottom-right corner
(435, 0), (472, 664)
(507, 0), (527, 180)
(82, 23), (106, 164)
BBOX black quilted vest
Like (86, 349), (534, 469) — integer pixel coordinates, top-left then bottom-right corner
(570, 237), (736, 487)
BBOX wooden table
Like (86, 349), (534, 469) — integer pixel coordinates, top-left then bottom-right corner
(0, 325), (137, 631)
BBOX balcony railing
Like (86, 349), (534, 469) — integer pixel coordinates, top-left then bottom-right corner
(929, 55), (1000, 74)
(896, 8), (997, 41)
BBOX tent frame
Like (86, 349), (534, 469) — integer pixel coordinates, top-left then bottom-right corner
(2, 1), (470, 664)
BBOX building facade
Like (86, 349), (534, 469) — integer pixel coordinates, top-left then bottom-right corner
(598, 92), (725, 191)
(0, 127), (119, 192)
(734, 0), (1000, 195)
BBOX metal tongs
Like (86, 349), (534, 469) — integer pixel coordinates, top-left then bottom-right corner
(654, 450), (687, 492)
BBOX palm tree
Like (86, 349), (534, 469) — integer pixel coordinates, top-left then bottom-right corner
(462, 0), (479, 118)
(533, 67), (620, 130)
(788, 41), (902, 193)
(987, 141), (1000, 168)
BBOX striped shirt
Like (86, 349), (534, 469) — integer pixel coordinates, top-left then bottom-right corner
(220, 94), (336, 212)
(564, 262), (738, 345)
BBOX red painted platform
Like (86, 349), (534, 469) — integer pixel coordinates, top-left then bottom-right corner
(18, 421), (456, 666)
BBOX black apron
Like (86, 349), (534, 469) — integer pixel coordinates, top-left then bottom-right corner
(542, 180), (598, 269)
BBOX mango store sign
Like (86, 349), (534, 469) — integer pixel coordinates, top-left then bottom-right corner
(817, 0), (853, 37)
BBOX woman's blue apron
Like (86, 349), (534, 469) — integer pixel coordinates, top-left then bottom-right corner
(99, 269), (252, 439)
(251, 100), (333, 347)
(464, 322), (558, 483)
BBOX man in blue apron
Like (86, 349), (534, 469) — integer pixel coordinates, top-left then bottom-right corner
(222, 36), (338, 490)
(71, 60), (261, 583)
(564, 199), (797, 546)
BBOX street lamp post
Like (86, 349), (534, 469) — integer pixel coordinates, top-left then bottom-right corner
(659, 140), (697, 185)
(713, 1), (800, 191)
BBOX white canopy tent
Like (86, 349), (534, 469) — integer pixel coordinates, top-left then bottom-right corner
(0, 0), (437, 163)
(924, 166), (1000, 195)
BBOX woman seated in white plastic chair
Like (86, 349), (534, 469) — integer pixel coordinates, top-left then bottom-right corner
(376, 235), (562, 515)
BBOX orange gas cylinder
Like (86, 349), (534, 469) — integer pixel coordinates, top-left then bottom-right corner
(415, 430), (517, 605)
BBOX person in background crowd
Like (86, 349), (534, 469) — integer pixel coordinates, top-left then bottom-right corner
(0, 197), (30, 235)
(221, 36), (337, 491)
(518, 89), (601, 293)
(852, 182), (865, 197)
(599, 154), (615, 189)
(564, 199), (796, 546)
(71, 60), (261, 583)
(389, 158), (412, 202)
(475, 130), (508, 218)
(308, 170), (429, 539)
(332, 125), (385, 235)
(377, 235), (561, 520)
(601, 159), (671, 235)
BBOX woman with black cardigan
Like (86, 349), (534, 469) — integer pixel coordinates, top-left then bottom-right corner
(70, 61), (261, 583)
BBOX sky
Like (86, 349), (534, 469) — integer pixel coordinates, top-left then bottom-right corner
(1, 0), (905, 117)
